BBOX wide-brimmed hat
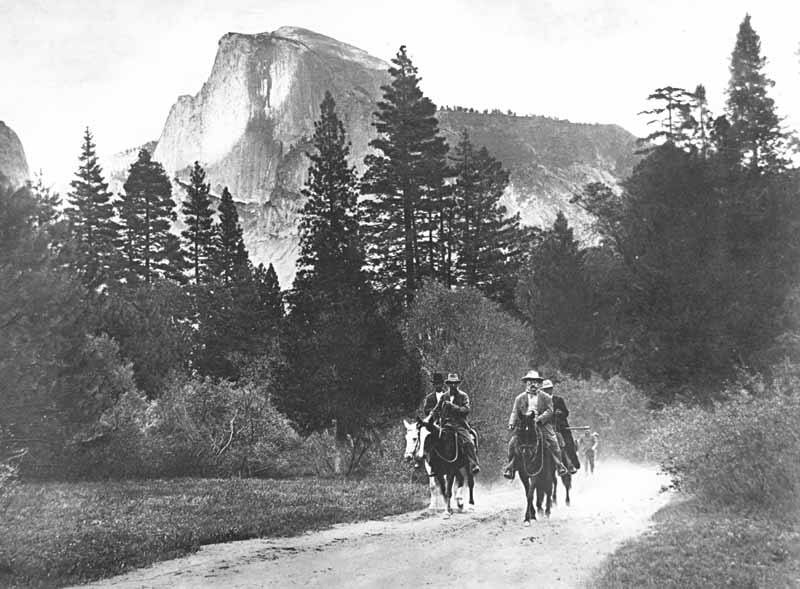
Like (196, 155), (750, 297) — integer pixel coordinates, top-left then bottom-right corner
(431, 372), (444, 385)
(444, 373), (461, 384)
(521, 370), (543, 382)
(541, 379), (554, 389)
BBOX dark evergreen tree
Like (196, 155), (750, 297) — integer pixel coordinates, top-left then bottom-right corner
(66, 127), (119, 286)
(637, 86), (695, 151)
(361, 46), (449, 301)
(278, 92), (413, 455)
(725, 14), (789, 172)
(515, 212), (595, 372)
(117, 149), (185, 284)
(180, 161), (215, 284)
(255, 262), (284, 322)
(451, 131), (522, 306)
(212, 186), (249, 285)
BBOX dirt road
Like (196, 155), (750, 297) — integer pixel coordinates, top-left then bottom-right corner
(78, 460), (671, 588)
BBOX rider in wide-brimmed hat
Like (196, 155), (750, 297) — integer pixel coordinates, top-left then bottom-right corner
(427, 372), (480, 474)
(503, 370), (575, 479)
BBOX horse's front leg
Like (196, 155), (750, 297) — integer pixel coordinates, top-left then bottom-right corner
(444, 474), (454, 517)
(455, 469), (465, 511)
(523, 477), (535, 525)
(425, 461), (441, 510)
(563, 474), (571, 506)
(552, 474), (559, 505)
(467, 470), (475, 506)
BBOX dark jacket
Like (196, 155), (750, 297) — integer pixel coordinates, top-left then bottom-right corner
(429, 389), (471, 431)
(552, 394), (570, 431)
(418, 390), (444, 420)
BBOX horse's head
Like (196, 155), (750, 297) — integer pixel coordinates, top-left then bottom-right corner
(403, 419), (420, 462)
(403, 418), (432, 464)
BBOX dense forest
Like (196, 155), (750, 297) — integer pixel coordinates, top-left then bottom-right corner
(1, 14), (798, 488)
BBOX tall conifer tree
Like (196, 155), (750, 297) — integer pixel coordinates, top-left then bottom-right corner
(117, 149), (184, 283)
(725, 14), (788, 172)
(451, 131), (522, 305)
(213, 186), (249, 284)
(66, 127), (119, 286)
(279, 92), (406, 446)
(180, 161), (215, 284)
(361, 46), (449, 301)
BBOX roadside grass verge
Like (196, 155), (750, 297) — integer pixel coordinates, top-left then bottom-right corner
(591, 498), (800, 588)
(0, 477), (427, 588)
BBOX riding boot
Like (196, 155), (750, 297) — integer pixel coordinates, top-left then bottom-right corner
(504, 436), (516, 479)
(556, 449), (577, 475)
(551, 449), (569, 476)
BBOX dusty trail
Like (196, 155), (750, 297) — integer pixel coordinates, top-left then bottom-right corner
(78, 460), (672, 588)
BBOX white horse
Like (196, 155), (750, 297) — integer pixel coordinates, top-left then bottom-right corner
(403, 418), (466, 513)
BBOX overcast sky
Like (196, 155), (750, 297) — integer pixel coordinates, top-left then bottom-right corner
(2, 0), (799, 188)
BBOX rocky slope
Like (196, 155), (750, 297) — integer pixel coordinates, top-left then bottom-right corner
(132, 27), (637, 286)
(0, 121), (30, 189)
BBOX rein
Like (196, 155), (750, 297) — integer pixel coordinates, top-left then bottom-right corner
(432, 427), (460, 463)
(518, 423), (545, 478)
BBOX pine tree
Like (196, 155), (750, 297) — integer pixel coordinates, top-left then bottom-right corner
(117, 149), (185, 284)
(212, 186), (249, 285)
(278, 92), (407, 451)
(361, 46), (449, 301)
(180, 162), (215, 284)
(66, 127), (119, 286)
(516, 212), (594, 366)
(255, 262), (284, 322)
(451, 131), (522, 305)
(725, 14), (788, 172)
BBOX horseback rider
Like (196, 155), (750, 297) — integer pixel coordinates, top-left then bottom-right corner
(503, 370), (576, 480)
(419, 372), (447, 421)
(426, 373), (480, 474)
(542, 379), (580, 473)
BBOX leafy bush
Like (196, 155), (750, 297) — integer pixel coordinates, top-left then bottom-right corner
(402, 281), (535, 467)
(649, 380), (800, 512)
(71, 375), (304, 479)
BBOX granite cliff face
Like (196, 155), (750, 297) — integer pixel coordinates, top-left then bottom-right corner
(152, 27), (388, 283)
(0, 121), (30, 189)
(146, 27), (637, 286)
(437, 111), (638, 237)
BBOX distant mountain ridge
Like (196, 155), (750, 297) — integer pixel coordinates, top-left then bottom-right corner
(110, 27), (638, 285)
(0, 121), (30, 188)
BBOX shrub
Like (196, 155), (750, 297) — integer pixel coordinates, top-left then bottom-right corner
(69, 374), (304, 479)
(402, 281), (535, 467)
(649, 380), (800, 512)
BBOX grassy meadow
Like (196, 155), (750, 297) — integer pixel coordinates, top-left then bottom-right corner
(0, 477), (427, 588)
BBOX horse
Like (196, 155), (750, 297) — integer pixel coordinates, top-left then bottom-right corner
(402, 418), (473, 516)
(512, 414), (554, 525)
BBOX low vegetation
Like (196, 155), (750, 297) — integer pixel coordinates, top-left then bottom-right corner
(0, 477), (427, 588)
(595, 374), (800, 587)
(592, 499), (800, 589)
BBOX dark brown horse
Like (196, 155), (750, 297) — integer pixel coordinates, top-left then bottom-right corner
(421, 419), (475, 517)
(513, 414), (554, 525)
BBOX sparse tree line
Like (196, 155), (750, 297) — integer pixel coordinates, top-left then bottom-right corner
(1, 14), (799, 481)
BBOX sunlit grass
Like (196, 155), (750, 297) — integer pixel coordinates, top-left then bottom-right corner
(0, 477), (427, 588)
(591, 498), (800, 589)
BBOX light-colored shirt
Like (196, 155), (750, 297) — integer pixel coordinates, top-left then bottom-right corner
(526, 393), (537, 414)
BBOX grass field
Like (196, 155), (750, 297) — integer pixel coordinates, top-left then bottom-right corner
(591, 498), (800, 588)
(0, 477), (427, 588)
